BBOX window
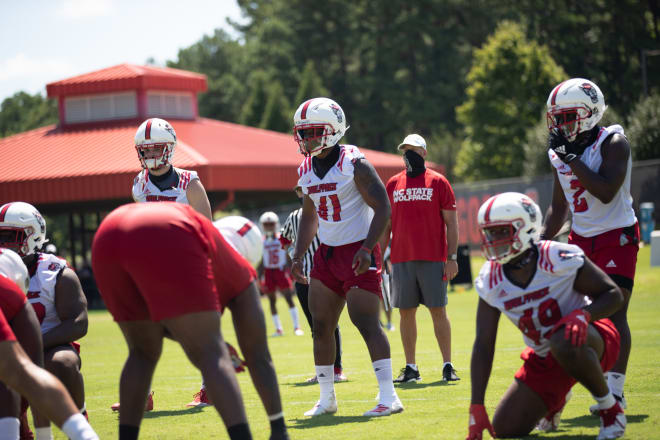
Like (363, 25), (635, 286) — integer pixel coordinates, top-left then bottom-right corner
(146, 91), (194, 119)
(65, 92), (137, 123)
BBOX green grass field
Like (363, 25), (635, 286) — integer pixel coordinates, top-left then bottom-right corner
(44, 247), (659, 439)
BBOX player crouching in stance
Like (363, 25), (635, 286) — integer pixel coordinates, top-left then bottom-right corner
(0, 248), (98, 440)
(0, 202), (89, 439)
(466, 193), (625, 440)
(258, 212), (303, 336)
(92, 203), (289, 440)
(291, 97), (402, 417)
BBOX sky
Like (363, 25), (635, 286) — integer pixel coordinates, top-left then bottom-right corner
(0, 0), (244, 101)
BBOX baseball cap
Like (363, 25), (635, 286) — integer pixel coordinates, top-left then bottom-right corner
(397, 134), (427, 152)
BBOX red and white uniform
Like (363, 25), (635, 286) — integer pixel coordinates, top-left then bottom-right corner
(261, 234), (292, 293)
(0, 275), (28, 342)
(297, 145), (373, 246)
(475, 241), (620, 411)
(549, 125), (636, 237)
(27, 253), (68, 334)
(386, 169), (456, 263)
(298, 145), (382, 297)
(132, 167), (198, 204)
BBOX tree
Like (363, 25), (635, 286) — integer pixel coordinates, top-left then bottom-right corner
(455, 21), (566, 181)
(260, 81), (291, 133)
(626, 93), (660, 161)
(294, 60), (329, 107)
(0, 91), (57, 138)
(239, 71), (271, 127)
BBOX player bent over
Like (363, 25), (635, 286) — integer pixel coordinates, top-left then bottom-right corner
(0, 249), (98, 440)
(466, 193), (625, 440)
(92, 203), (288, 440)
(291, 97), (402, 417)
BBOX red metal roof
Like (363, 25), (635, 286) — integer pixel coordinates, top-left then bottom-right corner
(0, 117), (439, 205)
(46, 64), (207, 97)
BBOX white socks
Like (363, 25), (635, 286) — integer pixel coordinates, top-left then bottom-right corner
(61, 413), (98, 440)
(373, 359), (397, 405)
(289, 307), (300, 329)
(36, 427), (53, 440)
(201, 378), (206, 390)
(272, 314), (283, 331)
(593, 392), (617, 410)
(0, 417), (19, 440)
(315, 365), (335, 401)
(608, 372), (625, 397)
(406, 363), (418, 371)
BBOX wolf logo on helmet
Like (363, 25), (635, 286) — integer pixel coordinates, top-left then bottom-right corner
(579, 83), (599, 104)
(329, 103), (343, 123)
(520, 197), (537, 223)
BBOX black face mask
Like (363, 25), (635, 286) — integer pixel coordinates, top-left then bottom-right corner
(149, 166), (178, 192)
(404, 150), (426, 177)
(312, 145), (341, 180)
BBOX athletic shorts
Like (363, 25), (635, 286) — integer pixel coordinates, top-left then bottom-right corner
(92, 203), (255, 322)
(261, 268), (293, 293)
(569, 223), (639, 290)
(392, 260), (447, 308)
(310, 241), (382, 297)
(514, 318), (620, 412)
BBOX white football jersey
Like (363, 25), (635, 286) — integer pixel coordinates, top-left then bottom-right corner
(297, 145), (374, 246)
(27, 253), (68, 334)
(549, 125), (637, 237)
(263, 235), (286, 269)
(132, 167), (199, 204)
(475, 241), (589, 357)
(214, 216), (263, 267)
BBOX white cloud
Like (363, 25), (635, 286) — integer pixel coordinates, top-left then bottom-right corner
(56, 0), (113, 20)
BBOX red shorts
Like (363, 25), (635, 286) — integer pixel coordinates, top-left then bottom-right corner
(261, 268), (292, 293)
(514, 318), (620, 412)
(569, 223), (639, 285)
(310, 241), (382, 297)
(92, 203), (255, 322)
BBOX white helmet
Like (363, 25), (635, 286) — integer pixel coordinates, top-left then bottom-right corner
(0, 202), (47, 257)
(546, 78), (607, 142)
(0, 248), (30, 294)
(477, 192), (542, 264)
(214, 216), (263, 267)
(293, 97), (348, 157)
(134, 118), (177, 170)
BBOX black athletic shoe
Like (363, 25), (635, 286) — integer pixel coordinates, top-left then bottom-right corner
(393, 366), (421, 383)
(442, 363), (460, 381)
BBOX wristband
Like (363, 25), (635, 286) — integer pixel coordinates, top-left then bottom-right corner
(360, 246), (372, 254)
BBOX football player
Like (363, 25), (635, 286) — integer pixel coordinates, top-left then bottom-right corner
(0, 248), (98, 440)
(0, 202), (89, 439)
(291, 97), (402, 417)
(467, 193), (625, 440)
(258, 212), (302, 337)
(129, 117), (216, 410)
(542, 79), (638, 413)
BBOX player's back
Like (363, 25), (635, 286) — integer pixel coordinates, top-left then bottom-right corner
(475, 241), (590, 356)
(297, 145), (374, 246)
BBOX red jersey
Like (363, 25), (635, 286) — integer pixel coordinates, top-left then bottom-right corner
(386, 169), (456, 264)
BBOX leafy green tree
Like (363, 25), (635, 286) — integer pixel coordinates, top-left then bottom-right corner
(239, 71), (271, 127)
(455, 21), (566, 181)
(0, 91), (57, 138)
(294, 60), (329, 107)
(626, 93), (660, 161)
(260, 81), (291, 133)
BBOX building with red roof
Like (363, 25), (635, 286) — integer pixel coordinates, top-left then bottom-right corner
(0, 63), (440, 269)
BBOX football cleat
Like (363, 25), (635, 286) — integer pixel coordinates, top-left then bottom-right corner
(393, 365), (421, 383)
(111, 391), (154, 412)
(590, 394), (626, 415)
(363, 398), (404, 417)
(597, 402), (626, 439)
(442, 363), (460, 381)
(294, 327), (304, 336)
(186, 388), (212, 407)
(272, 329), (284, 337)
(334, 371), (348, 382)
(304, 394), (338, 416)
(386, 322), (396, 332)
(537, 390), (572, 432)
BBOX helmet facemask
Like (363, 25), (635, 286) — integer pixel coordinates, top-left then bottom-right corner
(546, 106), (592, 143)
(136, 143), (174, 170)
(0, 227), (33, 256)
(294, 123), (336, 157)
(480, 221), (526, 264)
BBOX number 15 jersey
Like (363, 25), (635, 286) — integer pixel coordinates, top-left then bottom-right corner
(548, 125), (636, 237)
(475, 241), (589, 357)
(297, 145), (374, 246)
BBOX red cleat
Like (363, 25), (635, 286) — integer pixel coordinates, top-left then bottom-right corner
(111, 391), (154, 412)
(186, 388), (212, 407)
